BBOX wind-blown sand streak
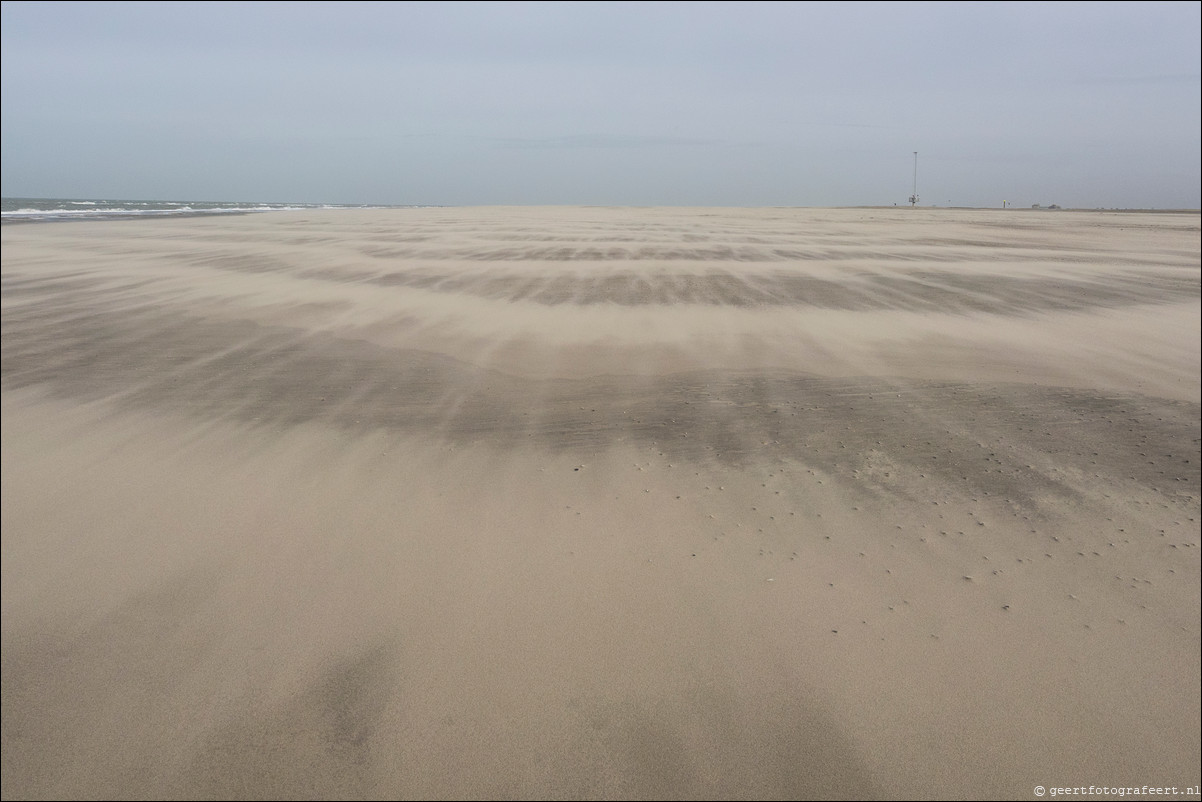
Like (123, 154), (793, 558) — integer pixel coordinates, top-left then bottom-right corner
(2, 206), (1199, 800)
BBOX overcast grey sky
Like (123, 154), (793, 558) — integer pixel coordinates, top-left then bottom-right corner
(2, 1), (1199, 207)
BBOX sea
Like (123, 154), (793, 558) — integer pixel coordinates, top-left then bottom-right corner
(1, 197), (396, 223)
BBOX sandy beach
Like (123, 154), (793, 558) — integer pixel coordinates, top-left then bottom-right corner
(2, 206), (1198, 800)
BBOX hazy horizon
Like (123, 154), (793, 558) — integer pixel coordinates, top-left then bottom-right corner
(3, 1), (1199, 209)
(4, 196), (1199, 212)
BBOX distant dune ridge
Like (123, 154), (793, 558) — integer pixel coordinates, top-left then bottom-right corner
(2, 206), (1199, 800)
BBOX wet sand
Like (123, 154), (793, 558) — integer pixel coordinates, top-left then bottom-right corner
(2, 206), (1199, 799)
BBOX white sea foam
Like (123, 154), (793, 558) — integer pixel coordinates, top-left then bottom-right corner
(1, 198), (395, 221)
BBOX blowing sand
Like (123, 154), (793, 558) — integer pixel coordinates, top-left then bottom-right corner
(2, 206), (1199, 800)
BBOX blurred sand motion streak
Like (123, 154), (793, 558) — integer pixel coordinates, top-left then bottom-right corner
(2, 207), (1198, 800)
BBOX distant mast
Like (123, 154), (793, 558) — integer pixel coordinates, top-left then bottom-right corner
(909, 151), (919, 207)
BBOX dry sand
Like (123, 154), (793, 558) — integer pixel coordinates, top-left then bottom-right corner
(2, 206), (1199, 800)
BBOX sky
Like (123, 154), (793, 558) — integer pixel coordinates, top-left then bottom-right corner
(2, 1), (1199, 208)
